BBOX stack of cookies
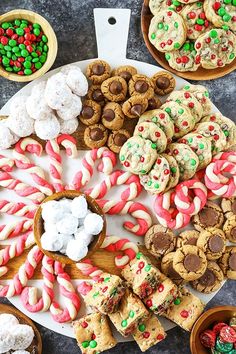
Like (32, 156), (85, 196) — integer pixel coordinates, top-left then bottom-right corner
(119, 83), (236, 194)
(148, 4), (236, 72)
(80, 59), (176, 152)
(73, 253), (205, 353)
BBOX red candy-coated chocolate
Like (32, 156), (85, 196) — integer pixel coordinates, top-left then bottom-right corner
(158, 284), (164, 292)
(159, 113), (165, 119)
(195, 24), (203, 31)
(213, 1), (221, 10)
(143, 332), (150, 339)
(200, 330), (216, 348)
(157, 334), (165, 341)
(181, 56), (189, 63)
(220, 326), (236, 343)
(160, 42), (166, 48)
(180, 310), (189, 318)
(196, 42), (201, 49)
(188, 11), (196, 19)
(138, 126), (144, 132)
(155, 132), (161, 137)
(146, 299), (153, 308)
(81, 321), (88, 328)
(213, 322), (228, 335)
(199, 12), (206, 19)
(176, 58), (182, 64)
(167, 39), (173, 45)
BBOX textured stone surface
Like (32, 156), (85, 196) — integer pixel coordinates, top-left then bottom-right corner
(0, 1), (236, 353)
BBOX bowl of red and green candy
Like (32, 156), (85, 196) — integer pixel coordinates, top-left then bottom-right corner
(0, 9), (57, 82)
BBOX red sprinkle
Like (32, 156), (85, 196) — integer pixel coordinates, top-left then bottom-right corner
(196, 42), (201, 49)
(160, 42), (166, 48)
(174, 126), (180, 133)
(91, 333), (96, 340)
(208, 125), (214, 131)
(157, 158), (162, 164)
(188, 102), (194, 108)
(205, 37), (211, 44)
(167, 39), (173, 45)
(167, 11), (173, 16)
(184, 92), (190, 98)
(182, 121), (188, 126)
(140, 157), (144, 162)
(188, 11), (196, 19)
(181, 56), (189, 63)
(176, 58), (182, 64)
(211, 54), (216, 60)
(199, 12), (206, 19)
(195, 24), (203, 31)
(217, 59), (223, 66)
(214, 134), (219, 140)
(102, 286), (108, 293)
(138, 261), (145, 269)
(157, 334), (165, 341)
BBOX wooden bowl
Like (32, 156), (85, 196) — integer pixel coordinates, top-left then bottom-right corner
(0, 9), (58, 82)
(190, 305), (236, 354)
(34, 190), (107, 264)
(0, 303), (42, 353)
(141, 0), (236, 80)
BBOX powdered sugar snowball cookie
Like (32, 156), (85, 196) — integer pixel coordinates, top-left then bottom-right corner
(34, 113), (60, 140)
(0, 314), (19, 327)
(133, 121), (167, 153)
(12, 351), (30, 354)
(42, 200), (69, 223)
(195, 29), (236, 69)
(56, 214), (79, 235)
(149, 0), (185, 15)
(0, 327), (15, 353)
(181, 2), (211, 40)
(44, 222), (58, 234)
(26, 81), (53, 120)
(74, 227), (94, 246)
(65, 67), (88, 96)
(84, 213), (104, 235)
(66, 238), (88, 261)
(182, 84), (212, 116)
(204, 0), (236, 32)
(59, 198), (72, 212)
(149, 10), (187, 53)
(56, 94), (82, 121)
(201, 112), (236, 149)
(59, 233), (75, 254)
(194, 121), (227, 155)
(11, 324), (34, 350)
(139, 154), (171, 194)
(59, 118), (79, 135)
(45, 72), (73, 110)
(0, 123), (16, 149)
(71, 195), (88, 218)
(165, 41), (200, 72)
(41, 231), (64, 252)
(7, 100), (34, 138)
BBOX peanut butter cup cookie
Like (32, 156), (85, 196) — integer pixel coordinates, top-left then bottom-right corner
(86, 59), (111, 84)
(101, 76), (127, 102)
(112, 65), (137, 82)
(193, 201), (224, 232)
(101, 102), (124, 130)
(107, 129), (131, 153)
(129, 74), (154, 99)
(191, 261), (224, 293)
(144, 224), (176, 258)
(152, 71), (176, 96)
(161, 252), (185, 285)
(79, 100), (101, 126)
(197, 228), (226, 260)
(219, 246), (236, 280)
(176, 230), (200, 248)
(223, 215), (236, 243)
(221, 197), (236, 219)
(122, 96), (148, 119)
(84, 123), (108, 149)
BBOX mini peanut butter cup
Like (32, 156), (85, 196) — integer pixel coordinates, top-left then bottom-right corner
(184, 254), (201, 272)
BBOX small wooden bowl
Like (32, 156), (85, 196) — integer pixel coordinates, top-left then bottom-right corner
(190, 305), (236, 354)
(141, 0), (236, 80)
(0, 303), (42, 353)
(0, 9), (58, 82)
(34, 190), (107, 265)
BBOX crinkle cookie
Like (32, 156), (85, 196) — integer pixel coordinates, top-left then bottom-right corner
(193, 201), (224, 232)
(59, 118), (78, 135)
(221, 197), (236, 219)
(219, 246), (236, 280)
(223, 215), (236, 243)
(45, 72), (73, 110)
(204, 0), (236, 32)
(173, 245), (207, 281)
(64, 66), (88, 96)
(166, 143), (199, 180)
(168, 90), (203, 122)
(151, 71), (175, 96)
(122, 95), (148, 119)
(149, 10), (187, 52)
(138, 109), (174, 142)
(134, 121), (167, 153)
(57, 94), (82, 121)
(86, 59), (111, 84)
(101, 76), (127, 102)
(139, 154), (171, 194)
(176, 230), (200, 248)
(34, 113), (60, 140)
(181, 1), (211, 40)
(129, 74), (154, 99)
(84, 123), (108, 149)
(112, 65), (137, 82)
(178, 132), (212, 170)
(149, 0), (185, 15)
(144, 224), (176, 258)
(7, 98), (34, 138)
(107, 129), (131, 153)
(195, 29), (236, 69)
(182, 84), (212, 116)
(162, 153), (180, 191)
(191, 261), (224, 293)
(197, 228), (226, 260)
(86, 85), (106, 106)
(148, 95), (162, 110)
(26, 81), (53, 120)
(101, 102), (124, 130)
(161, 252), (185, 285)
(161, 101), (195, 138)
(194, 121), (227, 154)
(165, 41), (200, 72)
(201, 112), (236, 149)
(119, 136), (158, 175)
(79, 100), (101, 126)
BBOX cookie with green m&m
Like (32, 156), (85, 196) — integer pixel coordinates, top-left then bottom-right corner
(149, 10), (187, 52)
(149, 0), (185, 15)
(204, 0), (236, 32)
(162, 153), (180, 191)
(134, 121), (167, 153)
(182, 84), (212, 115)
(194, 121), (227, 155)
(165, 41), (200, 72)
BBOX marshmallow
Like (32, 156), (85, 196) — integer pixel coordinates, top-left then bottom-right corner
(34, 113), (60, 140)
(0, 314), (19, 327)
(56, 214), (79, 235)
(59, 233), (74, 254)
(59, 117), (79, 135)
(41, 232), (64, 252)
(66, 68), (88, 96)
(71, 195), (88, 219)
(45, 73), (73, 110)
(74, 227), (94, 246)
(0, 327), (15, 354)
(26, 82), (53, 120)
(12, 324), (34, 350)
(84, 213), (104, 235)
(56, 94), (82, 121)
(42, 200), (68, 223)
(0, 123), (16, 149)
(66, 239), (88, 261)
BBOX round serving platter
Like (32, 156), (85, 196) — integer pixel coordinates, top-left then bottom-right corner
(0, 8), (225, 340)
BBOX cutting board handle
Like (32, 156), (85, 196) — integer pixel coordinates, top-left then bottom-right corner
(94, 8), (131, 61)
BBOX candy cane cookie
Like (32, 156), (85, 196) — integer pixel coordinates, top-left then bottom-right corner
(85, 169), (142, 201)
(96, 199), (153, 236)
(57, 134), (78, 158)
(0, 266), (8, 278)
(0, 245), (43, 297)
(0, 219), (33, 241)
(0, 171), (45, 204)
(72, 147), (116, 190)
(50, 262), (81, 323)
(101, 236), (139, 268)
(45, 139), (64, 192)
(0, 154), (15, 172)
(21, 256), (55, 312)
(76, 259), (103, 280)
(13, 138), (54, 195)
(0, 200), (36, 219)
(213, 151), (236, 163)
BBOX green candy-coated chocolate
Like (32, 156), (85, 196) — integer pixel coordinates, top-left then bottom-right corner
(32, 57), (39, 63)
(210, 29), (218, 38)
(2, 57), (10, 66)
(224, 130), (229, 136)
(21, 19), (28, 24)
(197, 1), (202, 6)
(11, 54), (17, 61)
(139, 324), (146, 332)
(42, 35), (48, 43)
(218, 7), (226, 16)
(197, 19), (205, 25)
(13, 66), (21, 72)
(6, 52), (12, 59)
(4, 45), (12, 51)
(183, 43), (190, 51)
(165, 107), (171, 114)
(33, 23), (41, 28)
(16, 28), (24, 36)
(151, 143), (157, 149)
(214, 38), (220, 44)
(165, 53), (171, 60)
(21, 49), (29, 57)
(14, 19), (21, 26)
(5, 66), (13, 72)
(39, 55), (47, 63)
(173, 0), (181, 5)
(174, 42), (180, 49)
(24, 68), (32, 75)
(191, 159), (197, 166)
(33, 28), (41, 36)
(2, 22), (10, 29)
(26, 55), (32, 61)
(174, 298), (181, 305)
(158, 22), (164, 29)
(9, 39), (17, 47)
(43, 44), (48, 52)
(145, 264), (151, 272)
(121, 320), (128, 327)
(90, 340), (97, 348)
(223, 13), (231, 21)
(20, 23), (27, 29)
(31, 51), (38, 57)
(224, 0), (232, 3)
(82, 341), (89, 348)
(104, 277), (110, 282)
(151, 33), (156, 39)
(171, 167), (177, 173)
(136, 252), (142, 260)
(129, 310), (135, 318)
(19, 44), (26, 50)
(12, 46), (20, 53)
(222, 24), (229, 30)
(233, 0), (236, 5)
(23, 61), (31, 69)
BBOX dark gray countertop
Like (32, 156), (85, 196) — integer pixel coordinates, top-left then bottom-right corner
(0, 1), (236, 353)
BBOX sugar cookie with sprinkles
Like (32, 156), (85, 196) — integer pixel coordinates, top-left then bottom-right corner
(149, 0), (185, 15)
(204, 0), (236, 32)
(194, 121), (227, 154)
(133, 121), (167, 153)
(167, 90), (203, 122)
(195, 29), (236, 69)
(165, 41), (201, 72)
(148, 10), (187, 52)
(182, 84), (212, 116)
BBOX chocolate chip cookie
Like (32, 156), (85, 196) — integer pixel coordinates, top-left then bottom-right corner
(101, 102), (124, 130)
(86, 59), (111, 84)
(101, 76), (127, 102)
(112, 65), (137, 82)
(191, 261), (224, 293)
(221, 197), (236, 219)
(129, 74), (154, 99)
(161, 252), (185, 285)
(223, 215), (236, 243)
(107, 129), (131, 153)
(197, 228), (226, 260)
(176, 230), (200, 248)
(79, 100), (101, 126)
(84, 123), (108, 149)
(219, 246), (236, 280)
(152, 71), (176, 96)
(193, 201), (224, 232)
(173, 245), (207, 281)
(144, 224), (176, 258)
(122, 95), (148, 119)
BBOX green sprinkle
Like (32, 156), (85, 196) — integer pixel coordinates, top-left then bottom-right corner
(138, 324), (146, 332)
(136, 252), (142, 260)
(173, 0), (181, 5)
(151, 143), (157, 149)
(224, 0), (231, 3)
(223, 14), (231, 21)
(183, 43), (190, 51)
(184, 85), (190, 90)
(233, 0), (236, 4)
(158, 22), (164, 29)
(104, 277), (110, 282)
(178, 108), (184, 115)
(145, 264), (151, 272)
(82, 341), (90, 348)
(205, 91), (209, 97)
(199, 143), (205, 149)
(129, 310), (135, 318)
(210, 30), (218, 38)
(165, 107), (171, 114)
(93, 291), (99, 298)
(176, 99), (181, 104)
(191, 159), (197, 166)
(197, 1), (202, 6)
(174, 22), (179, 28)
(151, 33), (156, 40)
(184, 155), (190, 161)
(90, 341), (97, 348)
(121, 320), (128, 327)
(218, 7), (226, 16)
(154, 183), (160, 189)
(174, 42), (180, 49)
(174, 298), (181, 305)
(127, 143), (132, 148)
(165, 53), (171, 60)
(199, 155), (204, 161)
